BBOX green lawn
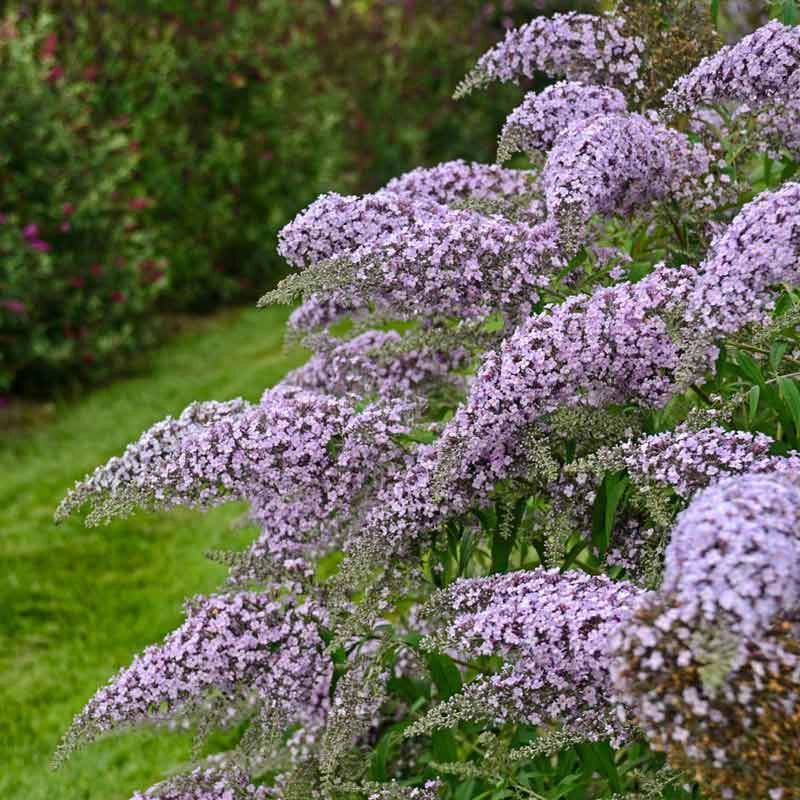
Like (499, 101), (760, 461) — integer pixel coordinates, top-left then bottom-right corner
(0, 306), (306, 800)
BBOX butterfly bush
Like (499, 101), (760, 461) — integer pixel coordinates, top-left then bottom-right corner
(454, 12), (643, 98)
(56, 9), (800, 800)
(283, 331), (469, 400)
(55, 593), (331, 764)
(542, 112), (717, 222)
(497, 81), (628, 163)
(665, 20), (800, 112)
(408, 569), (647, 743)
(612, 473), (800, 797)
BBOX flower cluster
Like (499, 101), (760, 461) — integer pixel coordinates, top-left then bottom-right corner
(410, 569), (647, 742)
(269, 208), (565, 329)
(276, 160), (543, 272)
(276, 190), (441, 270)
(497, 81), (627, 163)
(542, 112), (715, 222)
(366, 781), (442, 800)
(547, 425), (800, 574)
(283, 330), (468, 400)
(612, 473), (800, 798)
(384, 159), (538, 210)
(55, 593), (331, 763)
(55, 398), (250, 525)
(687, 181), (800, 336)
(660, 473), (800, 635)
(129, 766), (268, 800)
(59, 386), (415, 529)
(665, 20), (800, 112)
(617, 425), (800, 499)
(455, 12), (643, 98)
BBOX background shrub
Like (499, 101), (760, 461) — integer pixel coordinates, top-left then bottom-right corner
(0, 17), (165, 395)
(1, 0), (595, 396)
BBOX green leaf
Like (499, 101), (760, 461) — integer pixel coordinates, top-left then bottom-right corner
(779, 377), (800, 437)
(710, 0), (720, 26)
(734, 350), (765, 386)
(425, 652), (463, 700)
(591, 472), (628, 554)
(491, 532), (513, 574)
(369, 729), (394, 781)
(748, 384), (761, 424)
(782, 0), (799, 25)
(576, 742), (622, 792)
(458, 528), (479, 575)
(561, 537), (589, 572)
(431, 728), (459, 763)
(770, 341), (789, 371)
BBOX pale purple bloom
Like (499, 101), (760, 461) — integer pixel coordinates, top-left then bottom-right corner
(456, 12), (643, 97)
(420, 568), (647, 741)
(284, 330), (469, 400)
(665, 20), (800, 112)
(542, 112), (715, 222)
(130, 766), (268, 800)
(59, 593), (331, 756)
(497, 81), (627, 161)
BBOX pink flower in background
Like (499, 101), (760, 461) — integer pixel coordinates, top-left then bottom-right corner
(82, 65), (100, 81)
(47, 65), (64, 82)
(261, 149), (274, 161)
(22, 223), (38, 240)
(40, 32), (58, 60)
(0, 213), (6, 223)
(60, 222), (71, 232)
(69, 276), (85, 288)
(2, 299), (26, 314)
(90, 264), (103, 277)
(110, 291), (126, 304)
(30, 239), (51, 252)
(128, 196), (153, 211)
(62, 203), (74, 216)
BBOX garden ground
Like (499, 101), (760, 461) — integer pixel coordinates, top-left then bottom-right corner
(0, 306), (304, 800)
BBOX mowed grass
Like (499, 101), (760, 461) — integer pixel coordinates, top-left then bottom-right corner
(0, 306), (306, 800)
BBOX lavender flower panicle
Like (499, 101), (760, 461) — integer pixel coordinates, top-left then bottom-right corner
(276, 161), (542, 273)
(542, 112), (716, 223)
(687, 181), (800, 336)
(276, 190), (442, 270)
(283, 330), (468, 400)
(269, 208), (565, 330)
(55, 398), (250, 525)
(665, 20), (800, 112)
(409, 568), (647, 743)
(612, 472), (800, 797)
(384, 159), (538, 209)
(129, 766), (269, 800)
(56, 593), (331, 764)
(497, 81), (627, 163)
(455, 12), (643, 98)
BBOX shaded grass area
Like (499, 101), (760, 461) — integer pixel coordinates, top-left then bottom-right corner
(0, 306), (305, 800)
